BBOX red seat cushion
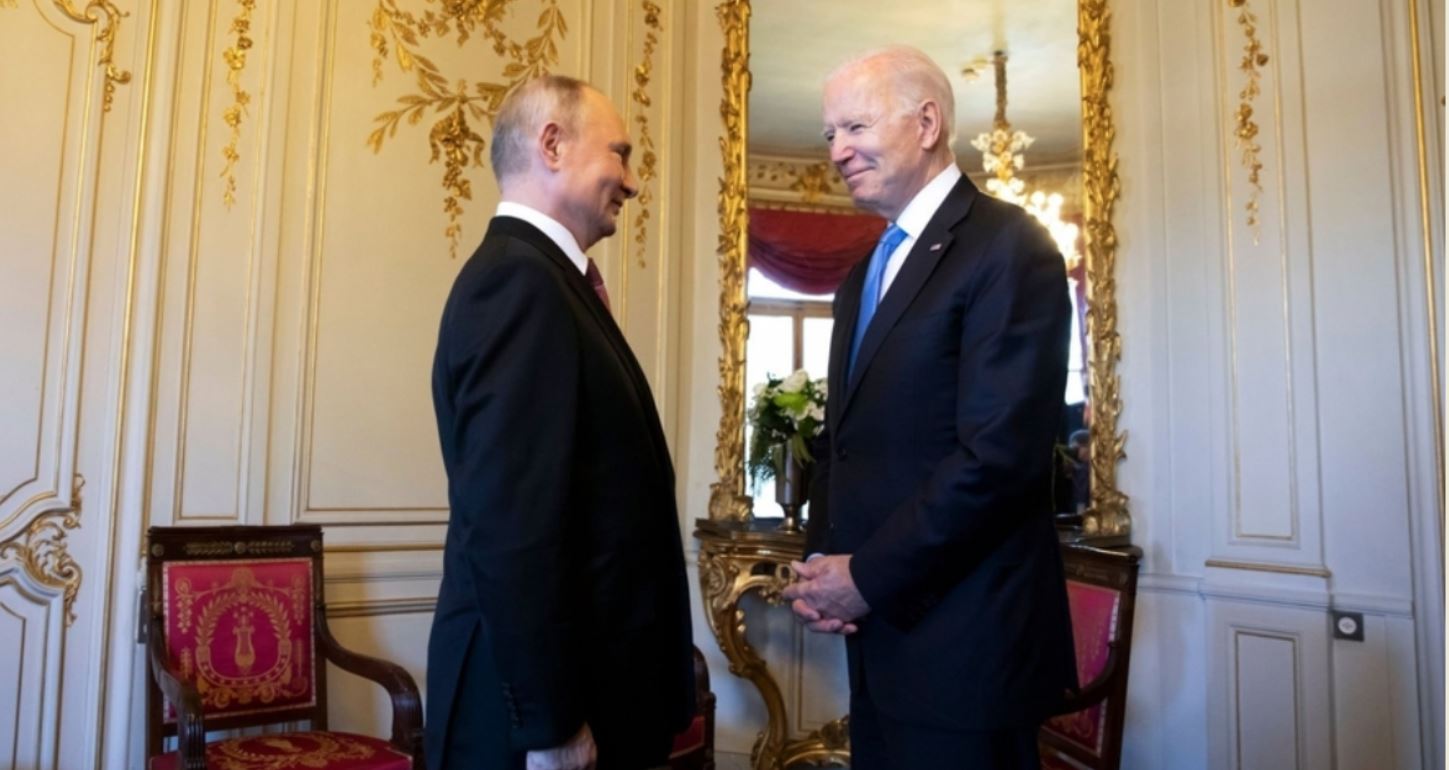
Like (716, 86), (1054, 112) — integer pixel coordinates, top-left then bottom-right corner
(668, 714), (706, 758)
(149, 730), (410, 770)
(1041, 580), (1122, 757)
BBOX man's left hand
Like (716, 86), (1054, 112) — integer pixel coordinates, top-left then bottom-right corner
(782, 554), (870, 630)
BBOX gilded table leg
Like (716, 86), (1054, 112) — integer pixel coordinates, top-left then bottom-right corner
(698, 547), (795, 770)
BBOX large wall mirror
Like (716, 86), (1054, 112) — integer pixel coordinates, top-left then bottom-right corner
(708, 0), (1129, 542)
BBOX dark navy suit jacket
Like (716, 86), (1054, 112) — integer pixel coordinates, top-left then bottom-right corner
(426, 217), (694, 769)
(806, 175), (1077, 730)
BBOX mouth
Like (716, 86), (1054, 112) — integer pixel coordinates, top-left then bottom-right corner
(840, 167), (871, 187)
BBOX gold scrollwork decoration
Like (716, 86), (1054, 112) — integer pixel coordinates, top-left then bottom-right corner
(52, 0), (133, 112)
(220, 0), (257, 208)
(1229, 0), (1269, 243)
(697, 545), (793, 767)
(628, 0), (663, 271)
(1079, 0), (1129, 541)
(0, 475), (85, 626)
(366, 0), (567, 259)
(709, 0), (752, 521)
(629, 0), (662, 269)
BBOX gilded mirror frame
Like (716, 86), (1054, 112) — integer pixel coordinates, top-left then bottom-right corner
(707, 0), (1129, 542)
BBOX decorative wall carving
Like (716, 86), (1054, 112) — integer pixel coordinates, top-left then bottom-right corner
(1228, 0), (1269, 243)
(52, 0), (133, 112)
(220, 0), (258, 207)
(629, 0), (662, 268)
(366, 0), (568, 258)
(0, 476), (84, 626)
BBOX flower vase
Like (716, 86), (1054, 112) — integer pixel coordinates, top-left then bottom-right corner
(774, 443), (811, 533)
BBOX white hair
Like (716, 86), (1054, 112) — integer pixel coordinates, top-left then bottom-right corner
(827, 45), (957, 149)
(489, 75), (589, 183)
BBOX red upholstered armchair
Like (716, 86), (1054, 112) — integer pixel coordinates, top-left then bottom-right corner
(1039, 544), (1142, 770)
(144, 525), (424, 770)
(668, 646), (717, 769)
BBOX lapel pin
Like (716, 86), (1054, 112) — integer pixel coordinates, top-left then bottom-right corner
(929, 243), (943, 251)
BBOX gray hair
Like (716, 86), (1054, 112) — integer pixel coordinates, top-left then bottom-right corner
(490, 75), (589, 183)
(828, 45), (957, 148)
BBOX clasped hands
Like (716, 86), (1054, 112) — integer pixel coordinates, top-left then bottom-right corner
(782, 554), (870, 635)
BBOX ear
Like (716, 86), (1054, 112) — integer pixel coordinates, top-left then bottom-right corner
(916, 100), (944, 151)
(539, 120), (566, 171)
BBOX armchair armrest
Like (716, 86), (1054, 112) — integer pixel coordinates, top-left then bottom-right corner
(147, 617), (207, 769)
(316, 615), (424, 762)
(1050, 639), (1124, 716)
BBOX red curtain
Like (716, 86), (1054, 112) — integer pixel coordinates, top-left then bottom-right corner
(748, 207), (885, 295)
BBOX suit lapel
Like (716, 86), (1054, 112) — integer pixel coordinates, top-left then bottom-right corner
(838, 177), (979, 418)
(828, 264), (866, 437)
(491, 218), (674, 475)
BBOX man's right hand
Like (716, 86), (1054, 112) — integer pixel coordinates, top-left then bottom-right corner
(525, 723), (597, 770)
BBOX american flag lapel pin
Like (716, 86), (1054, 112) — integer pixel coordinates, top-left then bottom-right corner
(929, 242), (943, 251)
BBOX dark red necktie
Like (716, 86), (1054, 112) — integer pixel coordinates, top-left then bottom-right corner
(585, 258), (611, 313)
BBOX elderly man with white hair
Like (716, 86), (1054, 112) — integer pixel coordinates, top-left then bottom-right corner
(784, 46), (1077, 769)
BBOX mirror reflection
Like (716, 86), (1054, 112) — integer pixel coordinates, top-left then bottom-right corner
(742, 0), (1088, 518)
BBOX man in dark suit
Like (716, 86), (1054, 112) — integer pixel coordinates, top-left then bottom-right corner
(783, 46), (1076, 769)
(426, 75), (694, 770)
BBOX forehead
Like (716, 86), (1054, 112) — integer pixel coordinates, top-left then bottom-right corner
(578, 90), (627, 138)
(822, 67), (890, 121)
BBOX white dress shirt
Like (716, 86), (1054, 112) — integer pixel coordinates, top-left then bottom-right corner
(879, 164), (963, 296)
(495, 201), (589, 276)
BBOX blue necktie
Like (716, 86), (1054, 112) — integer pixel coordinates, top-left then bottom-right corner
(848, 223), (907, 379)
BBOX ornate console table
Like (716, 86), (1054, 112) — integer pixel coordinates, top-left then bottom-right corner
(694, 518), (850, 770)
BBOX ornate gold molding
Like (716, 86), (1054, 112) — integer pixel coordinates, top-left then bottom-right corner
(695, 520), (856, 769)
(0, 476), (85, 626)
(53, 0), (133, 112)
(708, 0), (752, 521)
(1078, 0), (1129, 541)
(629, 0), (662, 269)
(1228, 0), (1269, 243)
(220, 0), (257, 208)
(366, 0), (568, 258)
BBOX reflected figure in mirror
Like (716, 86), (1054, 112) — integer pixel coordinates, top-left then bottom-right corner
(782, 45), (1076, 770)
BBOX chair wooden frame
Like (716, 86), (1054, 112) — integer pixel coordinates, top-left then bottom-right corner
(143, 525), (424, 770)
(1039, 543), (1142, 770)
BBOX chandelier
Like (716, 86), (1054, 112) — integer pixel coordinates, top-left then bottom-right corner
(969, 52), (1081, 269)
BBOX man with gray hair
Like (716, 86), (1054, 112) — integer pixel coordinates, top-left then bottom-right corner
(427, 75), (695, 770)
(783, 46), (1076, 768)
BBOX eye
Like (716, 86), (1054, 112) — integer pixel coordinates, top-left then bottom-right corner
(848, 122), (865, 134)
(823, 130), (835, 144)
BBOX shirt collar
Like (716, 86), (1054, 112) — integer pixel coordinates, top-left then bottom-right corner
(892, 164), (963, 240)
(495, 201), (589, 275)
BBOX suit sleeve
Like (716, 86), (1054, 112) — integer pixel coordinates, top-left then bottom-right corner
(441, 254), (585, 749)
(849, 217), (1071, 628)
(804, 425), (832, 555)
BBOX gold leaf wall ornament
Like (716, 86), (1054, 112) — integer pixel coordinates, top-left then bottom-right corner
(629, 0), (662, 269)
(708, 0), (752, 521)
(220, 0), (257, 208)
(366, 0), (568, 259)
(52, 0), (133, 112)
(1079, 0), (1129, 541)
(0, 476), (85, 626)
(1229, 0), (1269, 243)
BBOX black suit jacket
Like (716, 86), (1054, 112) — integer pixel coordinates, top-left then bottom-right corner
(806, 175), (1077, 730)
(426, 217), (694, 769)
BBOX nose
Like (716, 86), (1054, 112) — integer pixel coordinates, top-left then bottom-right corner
(621, 166), (639, 200)
(829, 135), (853, 165)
